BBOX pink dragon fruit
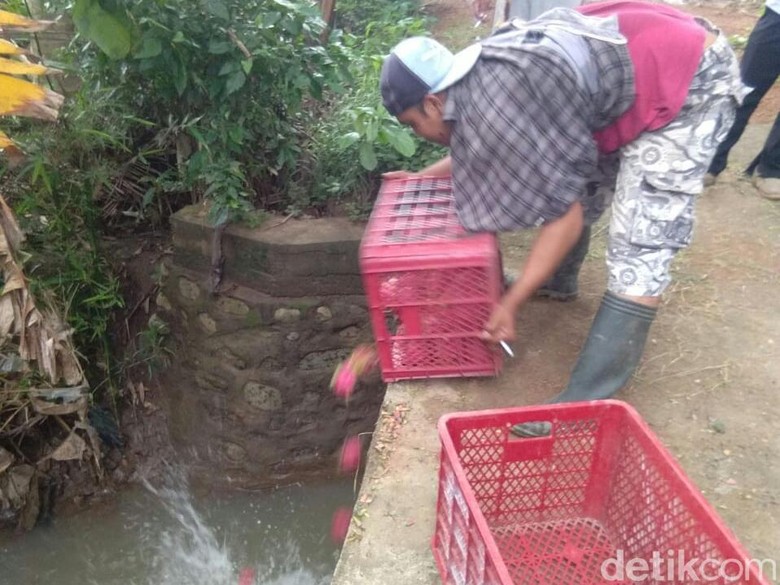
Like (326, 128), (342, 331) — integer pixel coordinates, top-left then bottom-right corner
(339, 435), (362, 473)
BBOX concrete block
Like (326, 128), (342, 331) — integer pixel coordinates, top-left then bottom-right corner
(171, 205), (366, 297)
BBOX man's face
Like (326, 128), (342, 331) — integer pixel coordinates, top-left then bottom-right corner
(397, 94), (451, 146)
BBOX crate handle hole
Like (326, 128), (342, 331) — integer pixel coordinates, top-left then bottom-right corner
(384, 309), (399, 336)
(508, 421), (553, 440)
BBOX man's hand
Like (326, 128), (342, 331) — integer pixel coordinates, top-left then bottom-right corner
(481, 202), (586, 346)
(482, 300), (517, 343)
(381, 170), (418, 180)
(382, 156), (453, 181)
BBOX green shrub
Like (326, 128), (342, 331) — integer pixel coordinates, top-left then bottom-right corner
(290, 3), (447, 216)
(59, 0), (352, 224)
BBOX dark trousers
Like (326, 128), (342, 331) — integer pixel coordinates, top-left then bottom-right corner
(708, 7), (780, 178)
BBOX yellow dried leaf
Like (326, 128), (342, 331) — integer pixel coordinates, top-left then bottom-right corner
(0, 446), (13, 474)
(0, 127), (23, 160)
(50, 432), (86, 462)
(0, 128), (12, 148)
(3, 267), (26, 295)
(0, 294), (14, 341)
(0, 74), (63, 121)
(0, 195), (24, 251)
(38, 327), (57, 382)
(32, 396), (88, 416)
(0, 128), (24, 166)
(0, 10), (53, 32)
(11, 292), (23, 337)
(0, 39), (25, 55)
(59, 351), (84, 386)
(0, 58), (49, 76)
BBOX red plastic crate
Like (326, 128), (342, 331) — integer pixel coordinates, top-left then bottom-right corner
(359, 177), (502, 382)
(433, 401), (770, 585)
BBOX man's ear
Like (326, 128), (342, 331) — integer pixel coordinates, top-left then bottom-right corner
(422, 92), (446, 117)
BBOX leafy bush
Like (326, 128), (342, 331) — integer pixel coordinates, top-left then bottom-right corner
(32, 0), (439, 222)
(59, 0), (352, 224)
(293, 50), (445, 215)
(333, 0), (420, 37)
(289, 2), (447, 216)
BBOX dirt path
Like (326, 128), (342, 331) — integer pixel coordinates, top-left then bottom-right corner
(426, 0), (780, 562)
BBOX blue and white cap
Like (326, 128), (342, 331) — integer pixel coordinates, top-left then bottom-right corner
(380, 37), (482, 116)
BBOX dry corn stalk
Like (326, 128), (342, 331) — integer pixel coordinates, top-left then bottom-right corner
(0, 197), (85, 387)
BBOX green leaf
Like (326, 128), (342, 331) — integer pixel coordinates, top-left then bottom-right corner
(208, 40), (232, 54)
(172, 31), (185, 44)
(365, 118), (378, 142)
(142, 188), (156, 209)
(188, 127), (210, 151)
(241, 59), (253, 75)
(385, 128), (416, 157)
(134, 36), (162, 59)
(337, 132), (360, 149)
(272, 0), (299, 10)
(282, 16), (302, 35)
(293, 74), (310, 90)
(310, 77), (323, 100)
(225, 71), (246, 95)
(73, 0), (133, 60)
(203, 0), (230, 21)
(219, 60), (240, 76)
(228, 125), (244, 144)
(210, 205), (230, 227)
(173, 58), (188, 95)
(259, 12), (282, 28)
(358, 141), (377, 171)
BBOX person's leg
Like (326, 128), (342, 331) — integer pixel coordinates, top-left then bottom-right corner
(557, 33), (741, 403)
(535, 225), (591, 300)
(534, 153), (619, 300)
(752, 112), (780, 199)
(512, 32), (742, 437)
(707, 8), (780, 178)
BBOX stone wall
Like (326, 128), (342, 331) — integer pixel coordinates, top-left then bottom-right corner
(156, 206), (383, 488)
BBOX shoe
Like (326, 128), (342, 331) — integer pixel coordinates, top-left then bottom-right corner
(510, 292), (657, 437)
(703, 173), (717, 188)
(536, 286), (579, 302)
(536, 225), (591, 301)
(510, 421), (552, 438)
(754, 176), (780, 200)
(551, 291), (657, 403)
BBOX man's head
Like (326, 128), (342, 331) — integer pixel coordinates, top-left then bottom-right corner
(380, 37), (481, 146)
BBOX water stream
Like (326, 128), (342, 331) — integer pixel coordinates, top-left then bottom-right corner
(0, 471), (353, 585)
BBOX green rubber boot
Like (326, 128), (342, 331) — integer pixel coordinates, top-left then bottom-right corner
(536, 225), (591, 301)
(511, 291), (657, 437)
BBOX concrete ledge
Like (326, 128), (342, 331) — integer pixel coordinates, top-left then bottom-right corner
(171, 205), (366, 297)
(332, 382), (463, 585)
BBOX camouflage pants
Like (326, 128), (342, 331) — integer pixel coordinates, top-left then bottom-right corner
(582, 27), (746, 297)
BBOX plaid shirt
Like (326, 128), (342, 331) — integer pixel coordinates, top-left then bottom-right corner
(444, 13), (634, 232)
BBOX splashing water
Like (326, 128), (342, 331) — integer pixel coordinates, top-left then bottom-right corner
(141, 470), (331, 585)
(142, 474), (234, 585)
(0, 468), (349, 585)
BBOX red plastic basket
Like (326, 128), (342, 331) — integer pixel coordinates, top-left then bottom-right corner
(433, 401), (770, 585)
(359, 177), (502, 382)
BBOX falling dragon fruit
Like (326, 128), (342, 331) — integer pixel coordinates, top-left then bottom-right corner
(329, 344), (378, 399)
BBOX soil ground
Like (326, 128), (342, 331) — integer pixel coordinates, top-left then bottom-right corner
(334, 2), (779, 583)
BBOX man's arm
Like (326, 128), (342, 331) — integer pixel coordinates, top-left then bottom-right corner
(483, 201), (585, 342)
(382, 155), (452, 179)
